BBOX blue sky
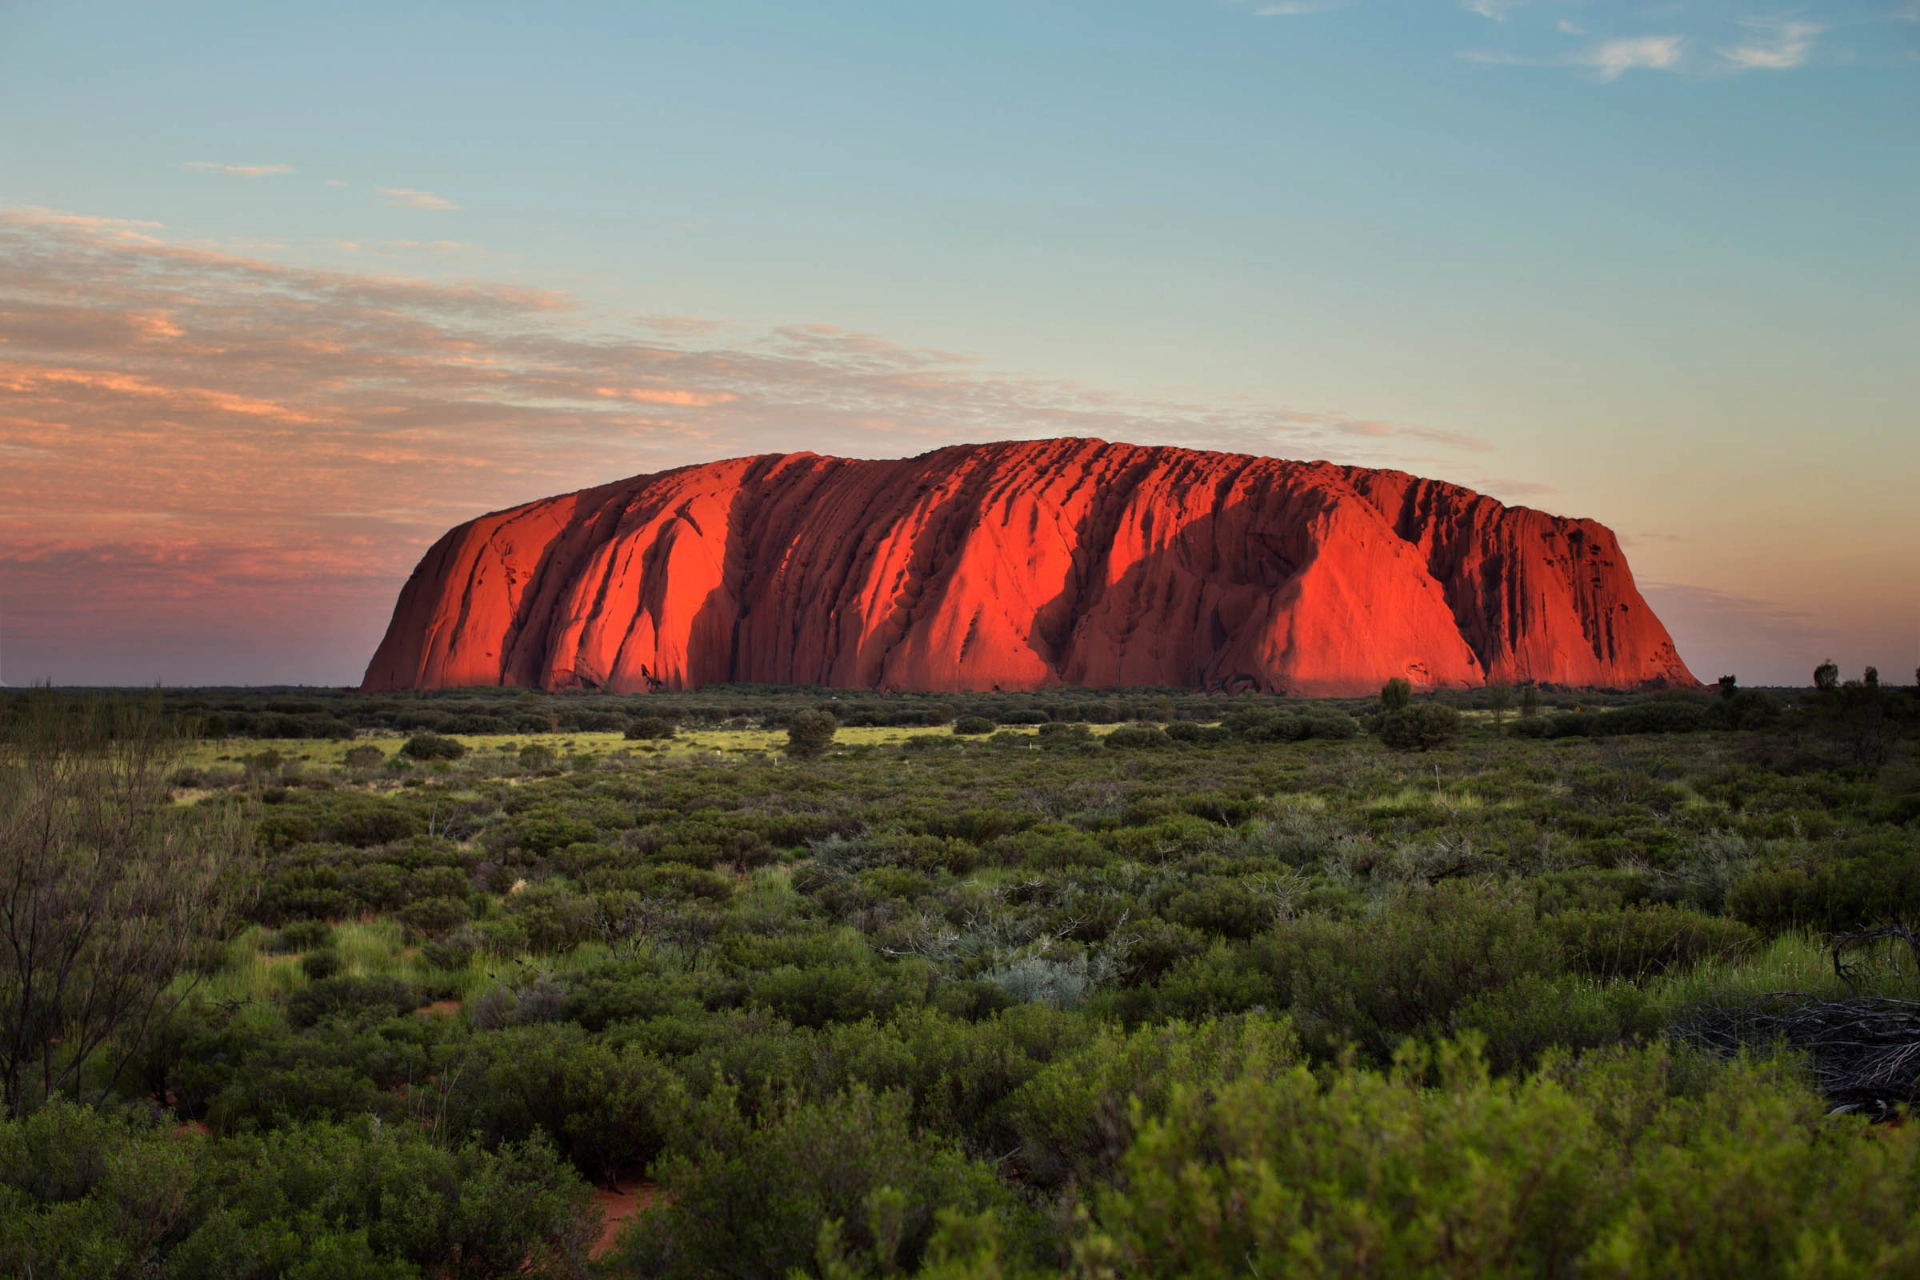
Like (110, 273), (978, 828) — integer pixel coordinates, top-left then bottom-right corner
(0, 0), (1915, 685)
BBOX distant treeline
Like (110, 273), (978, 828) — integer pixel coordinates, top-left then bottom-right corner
(13, 677), (1904, 744)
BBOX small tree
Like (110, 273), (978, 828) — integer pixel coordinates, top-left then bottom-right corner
(1378, 703), (1461, 752)
(1520, 685), (1541, 718)
(1381, 678), (1413, 711)
(0, 693), (253, 1117)
(1486, 681), (1513, 724)
(1814, 659), (1840, 692)
(786, 710), (838, 761)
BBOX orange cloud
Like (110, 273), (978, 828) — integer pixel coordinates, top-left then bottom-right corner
(592, 386), (739, 407)
(0, 362), (324, 423)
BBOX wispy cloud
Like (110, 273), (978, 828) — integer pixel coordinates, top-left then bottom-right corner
(0, 206), (1502, 685)
(1462, 35), (1686, 80)
(1463, 0), (1524, 21)
(1251, 1), (1335, 14)
(1334, 420), (1493, 452)
(376, 187), (459, 211)
(186, 161), (292, 177)
(333, 239), (479, 255)
(1718, 20), (1822, 70)
(1578, 35), (1685, 80)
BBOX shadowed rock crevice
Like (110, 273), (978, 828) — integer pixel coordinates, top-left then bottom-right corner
(361, 439), (1696, 695)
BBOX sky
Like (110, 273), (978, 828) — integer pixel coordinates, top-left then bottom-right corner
(0, 0), (1914, 688)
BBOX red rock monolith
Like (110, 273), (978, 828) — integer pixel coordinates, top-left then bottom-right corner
(361, 439), (1694, 696)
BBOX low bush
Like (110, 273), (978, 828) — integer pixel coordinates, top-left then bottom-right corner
(0, 1105), (594, 1278)
(623, 716), (677, 740)
(299, 949), (341, 981)
(614, 1087), (1018, 1279)
(1548, 903), (1758, 979)
(1378, 703), (1461, 751)
(286, 975), (420, 1029)
(1078, 1040), (1920, 1277)
(400, 733), (468, 762)
(1002, 1014), (1298, 1189)
(441, 1026), (688, 1187)
(1106, 725), (1170, 749)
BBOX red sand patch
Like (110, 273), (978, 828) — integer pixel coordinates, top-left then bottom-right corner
(590, 1180), (659, 1260)
(414, 999), (462, 1019)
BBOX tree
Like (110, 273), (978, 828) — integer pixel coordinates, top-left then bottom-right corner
(1814, 659), (1840, 692)
(0, 693), (253, 1117)
(1486, 681), (1513, 724)
(1520, 685), (1541, 718)
(786, 710), (839, 760)
(1378, 703), (1461, 752)
(1381, 678), (1412, 711)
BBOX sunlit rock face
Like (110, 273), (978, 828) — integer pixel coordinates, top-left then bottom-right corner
(361, 439), (1696, 695)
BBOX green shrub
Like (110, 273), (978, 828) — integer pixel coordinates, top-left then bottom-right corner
(1164, 877), (1276, 939)
(299, 950), (342, 981)
(1548, 904), (1758, 980)
(1225, 707), (1358, 743)
(342, 744), (384, 770)
(614, 1087), (1017, 1279)
(1262, 882), (1562, 1061)
(952, 715), (996, 736)
(442, 1026), (687, 1187)
(1728, 849), (1920, 935)
(787, 710), (839, 759)
(399, 895), (472, 937)
(286, 976), (419, 1029)
(400, 733), (467, 762)
(1105, 724), (1170, 749)
(504, 882), (593, 953)
(623, 716), (677, 740)
(1378, 703), (1461, 751)
(0, 1106), (594, 1278)
(0, 1102), (195, 1275)
(1454, 973), (1660, 1074)
(1002, 1014), (1298, 1190)
(1078, 1040), (1920, 1278)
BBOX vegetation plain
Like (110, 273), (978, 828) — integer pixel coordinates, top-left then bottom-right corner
(3, 672), (1919, 1278)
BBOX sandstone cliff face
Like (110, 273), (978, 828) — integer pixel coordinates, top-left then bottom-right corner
(361, 439), (1695, 696)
